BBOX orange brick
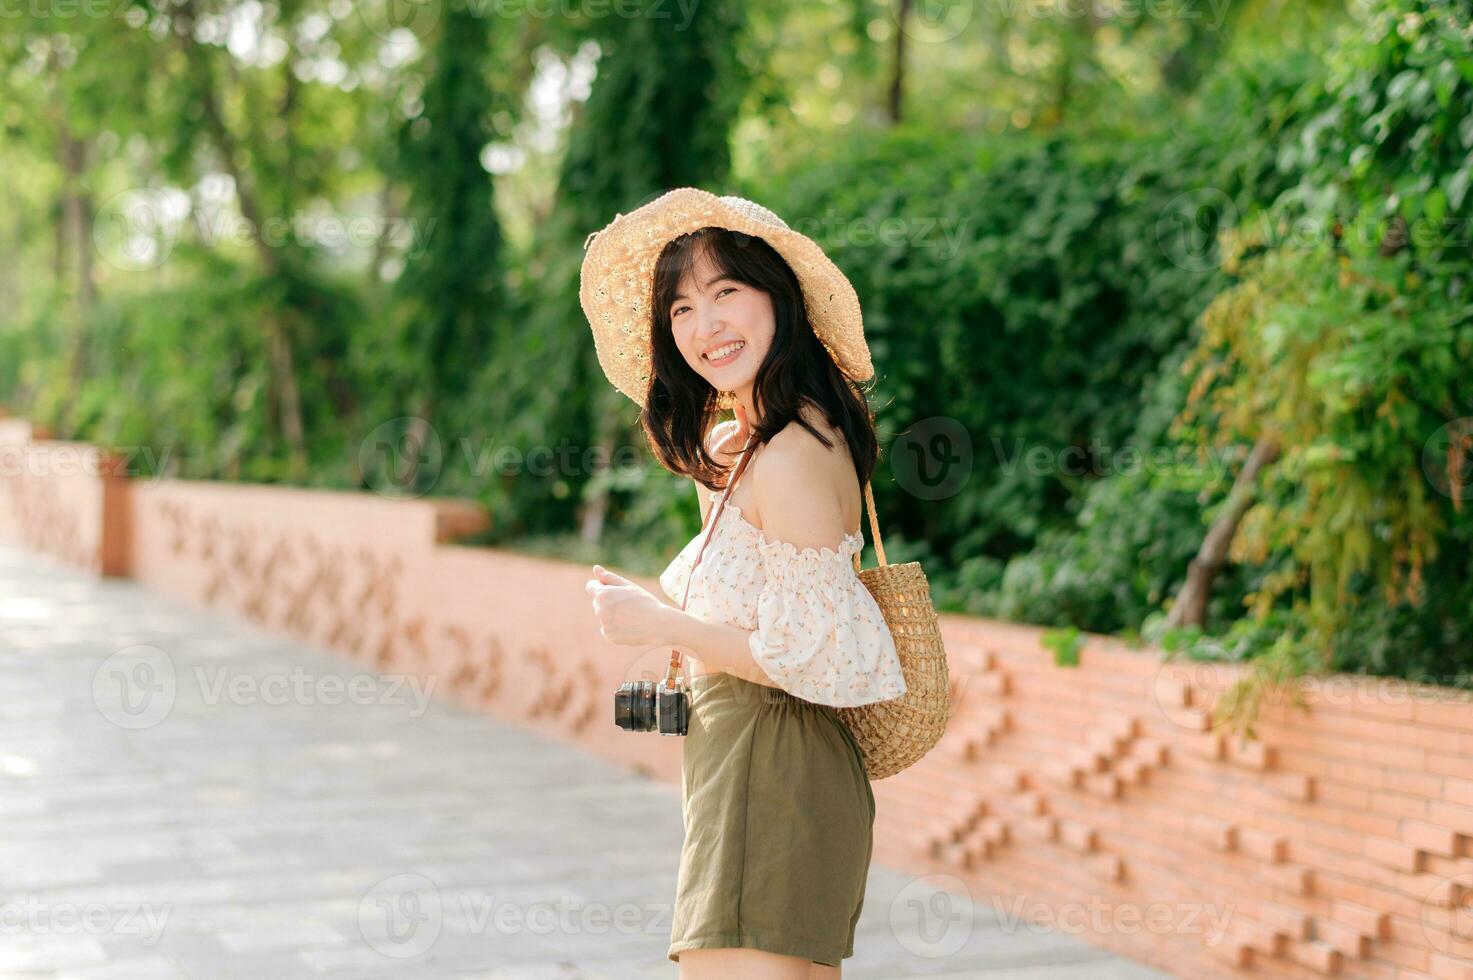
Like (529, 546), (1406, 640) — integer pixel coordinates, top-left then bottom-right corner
(1404, 819), (1462, 857)
(1156, 675), (1191, 707)
(1429, 952), (1473, 980)
(1180, 731), (1225, 759)
(975, 671), (1011, 696)
(1266, 771), (1316, 802)
(1347, 688), (1417, 722)
(1237, 918), (1288, 957)
(1260, 902), (1312, 939)
(1101, 712), (1139, 741)
(1058, 818), (1097, 853)
(1190, 814), (1238, 851)
(1447, 779), (1473, 808)
(1131, 738), (1169, 766)
(1116, 758), (1150, 785)
(1370, 790), (1431, 820)
(979, 816), (1010, 845)
(1328, 759), (1387, 791)
(1013, 791), (1047, 816)
(1317, 918), (1370, 958)
(1017, 815), (1057, 841)
(1330, 900), (1390, 940)
(1226, 736), (1278, 771)
(1399, 871), (1460, 906)
(1262, 863), (1313, 896)
(1178, 707), (1215, 731)
(1387, 769), (1445, 799)
(938, 839), (967, 867)
(1089, 853), (1123, 881)
(1365, 836), (1426, 872)
(1074, 748), (1112, 773)
(1427, 751), (1473, 780)
(1045, 761), (1083, 788)
(1289, 939), (1343, 974)
(1430, 802), (1473, 835)
(1088, 730), (1127, 757)
(1212, 935), (1255, 969)
(1239, 827), (1288, 863)
(1413, 700), (1473, 734)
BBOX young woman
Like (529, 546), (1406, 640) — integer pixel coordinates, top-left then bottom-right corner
(581, 189), (907, 978)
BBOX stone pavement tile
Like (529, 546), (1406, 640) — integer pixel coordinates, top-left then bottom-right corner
(0, 934), (109, 973)
(0, 544), (1174, 979)
(43, 956), (191, 979)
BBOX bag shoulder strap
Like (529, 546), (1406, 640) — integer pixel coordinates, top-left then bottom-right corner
(678, 433), (759, 614)
(854, 478), (887, 572)
(664, 433), (759, 689)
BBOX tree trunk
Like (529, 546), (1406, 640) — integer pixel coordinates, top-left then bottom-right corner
(172, 0), (308, 481)
(578, 384), (626, 546)
(1166, 436), (1280, 629)
(888, 0), (913, 124)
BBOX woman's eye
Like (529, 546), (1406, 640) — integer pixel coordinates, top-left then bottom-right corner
(672, 288), (735, 318)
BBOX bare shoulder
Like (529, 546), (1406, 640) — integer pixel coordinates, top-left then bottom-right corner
(750, 405), (852, 551)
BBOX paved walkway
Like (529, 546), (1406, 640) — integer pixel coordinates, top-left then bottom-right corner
(0, 543), (1173, 979)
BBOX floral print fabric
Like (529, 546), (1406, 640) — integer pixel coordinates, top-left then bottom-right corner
(659, 500), (907, 708)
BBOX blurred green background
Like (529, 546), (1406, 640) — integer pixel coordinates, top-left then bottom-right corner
(3, 0), (1471, 699)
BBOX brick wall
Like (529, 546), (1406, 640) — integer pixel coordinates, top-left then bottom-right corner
(3, 421), (1471, 979)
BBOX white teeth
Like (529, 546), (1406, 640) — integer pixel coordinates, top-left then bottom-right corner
(705, 341), (745, 360)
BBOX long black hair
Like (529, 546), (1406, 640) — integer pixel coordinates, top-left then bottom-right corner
(641, 227), (880, 494)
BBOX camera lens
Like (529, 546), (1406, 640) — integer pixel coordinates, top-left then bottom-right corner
(614, 680), (658, 731)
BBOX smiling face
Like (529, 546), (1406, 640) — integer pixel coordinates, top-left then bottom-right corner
(667, 243), (775, 399)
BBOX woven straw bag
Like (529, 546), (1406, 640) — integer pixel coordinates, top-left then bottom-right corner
(839, 478), (952, 779)
(672, 432), (950, 781)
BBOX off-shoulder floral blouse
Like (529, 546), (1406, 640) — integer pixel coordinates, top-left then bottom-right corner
(658, 499), (908, 709)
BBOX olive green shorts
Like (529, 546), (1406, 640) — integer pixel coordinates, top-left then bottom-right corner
(667, 671), (876, 967)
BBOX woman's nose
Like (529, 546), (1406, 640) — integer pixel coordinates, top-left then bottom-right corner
(696, 304), (724, 340)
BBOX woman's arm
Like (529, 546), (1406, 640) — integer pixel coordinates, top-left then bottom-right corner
(664, 609), (782, 689)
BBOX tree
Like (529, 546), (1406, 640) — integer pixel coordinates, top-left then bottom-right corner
(388, 0), (506, 493)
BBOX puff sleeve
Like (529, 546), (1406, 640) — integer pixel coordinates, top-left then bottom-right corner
(747, 532), (908, 708)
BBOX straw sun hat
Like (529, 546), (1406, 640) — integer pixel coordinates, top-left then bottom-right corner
(578, 187), (875, 408)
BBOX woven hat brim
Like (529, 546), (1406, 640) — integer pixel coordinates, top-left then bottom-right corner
(579, 187), (874, 408)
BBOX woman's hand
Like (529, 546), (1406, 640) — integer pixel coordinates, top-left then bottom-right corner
(585, 565), (676, 647)
(713, 403), (753, 458)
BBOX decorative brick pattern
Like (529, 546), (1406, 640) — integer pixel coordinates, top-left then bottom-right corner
(4, 422), (1473, 980)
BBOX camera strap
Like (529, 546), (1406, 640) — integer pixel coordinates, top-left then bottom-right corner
(666, 430), (760, 689)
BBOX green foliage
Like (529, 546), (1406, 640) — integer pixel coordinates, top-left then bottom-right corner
(1041, 626), (1082, 668)
(389, 2), (507, 416)
(1166, 0), (1473, 729)
(738, 49), (1309, 605)
(474, 0), (750, 552)
(17, 251), (361, 482)
(3, 0), (1471, 698)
